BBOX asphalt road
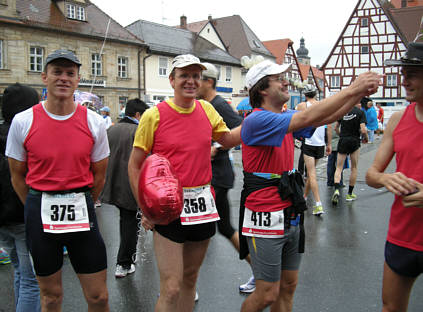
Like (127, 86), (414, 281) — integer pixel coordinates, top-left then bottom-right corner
(1, 137), (422, 311)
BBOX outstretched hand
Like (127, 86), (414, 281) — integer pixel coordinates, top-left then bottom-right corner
(351, 72), (383, 97)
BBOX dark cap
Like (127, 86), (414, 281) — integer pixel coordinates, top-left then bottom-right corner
(385, 42), (423, 67)
(45, 49), (81, 68)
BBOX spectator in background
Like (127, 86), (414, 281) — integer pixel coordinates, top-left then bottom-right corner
(0, 83), (41, 312)
(100, 106), (113, 129)
(365, 101), (378, 143)
(376, 103), (384, 134)
(100, 98), (149, 278)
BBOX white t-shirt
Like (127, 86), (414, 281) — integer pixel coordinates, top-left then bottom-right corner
(6, 102), (110, 162)
(305, 101), (326, 147)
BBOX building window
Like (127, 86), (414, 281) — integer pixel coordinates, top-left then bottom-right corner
(66, 4), (76, 19)
(76, 6), (85, 21)
(159, 57), (168, 76)
(30, 46), (43, 72)
(91, 53), (102, 76)
(153, 95), (165, 102)
(386, 74), (397, 87)
(215, 65), (221, 81)
(330, 75), (340, 88)
(361, 45), (369, 54)
(361, 17), (368, 27)
(225, 66), (232, 82)
(67, 3), (85, 21)
(118, 56), (128, 78)
(0, 40), (3, 69)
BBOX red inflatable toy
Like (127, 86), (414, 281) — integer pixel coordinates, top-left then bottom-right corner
(138, 154), (183, 225)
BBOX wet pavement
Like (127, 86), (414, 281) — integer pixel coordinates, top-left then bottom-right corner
(1, 136), (422, 311)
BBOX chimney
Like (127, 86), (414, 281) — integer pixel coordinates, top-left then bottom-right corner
(208, 15), (213, 21)
(401, 0), (407, 7)
(180, 15), (187, 29)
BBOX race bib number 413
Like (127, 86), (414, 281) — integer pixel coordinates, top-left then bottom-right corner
(242, 207), (285, 238)
(41, 192), (90, 233)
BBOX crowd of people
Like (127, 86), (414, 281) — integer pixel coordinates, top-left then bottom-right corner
(0, 42), (421, 312)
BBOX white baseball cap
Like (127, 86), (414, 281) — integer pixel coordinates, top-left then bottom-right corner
(201, 62), (219, 79)
(245, 60), (291, 89)
(170, 54), (206, 74)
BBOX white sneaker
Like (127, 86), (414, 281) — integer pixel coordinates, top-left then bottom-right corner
(239, 276), (255, 293)
(115, 264), (135, 278)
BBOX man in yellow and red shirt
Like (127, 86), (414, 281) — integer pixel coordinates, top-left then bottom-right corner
(128, 54), (241, 311)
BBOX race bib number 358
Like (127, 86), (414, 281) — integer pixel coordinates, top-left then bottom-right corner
(180, 185), (220, 225)
(41, 192), (90, 233)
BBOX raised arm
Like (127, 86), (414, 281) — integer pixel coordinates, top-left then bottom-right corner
(366, 111), (417, 195)
(288, 72), (381, 132)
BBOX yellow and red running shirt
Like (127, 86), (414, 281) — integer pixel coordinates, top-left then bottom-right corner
(133, 99), (229, 187)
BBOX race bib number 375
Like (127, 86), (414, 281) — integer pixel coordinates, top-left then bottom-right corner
(41, 192), (90, 233)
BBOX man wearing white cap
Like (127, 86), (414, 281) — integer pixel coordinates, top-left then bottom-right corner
(128, 54), (241, 311)
(239, 60), (381, 311)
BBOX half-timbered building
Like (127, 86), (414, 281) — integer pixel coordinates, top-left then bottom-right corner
(322, 0), (422, 106)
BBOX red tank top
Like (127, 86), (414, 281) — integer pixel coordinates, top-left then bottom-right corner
(152, 101), (212, 187)
(389, 103), (423, 251)
(24, 103), (94, 191)
(242, 132), (294, 212)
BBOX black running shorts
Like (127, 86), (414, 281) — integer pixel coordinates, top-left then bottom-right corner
(303, 144), (325, 159)
(337, 136), (360, 155)
(385, 241), (423, 278)
(25, 191), (107, 276)
(155, 218), (216, 243)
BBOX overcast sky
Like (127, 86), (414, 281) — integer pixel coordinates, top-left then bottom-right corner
(91, 0), (358, 67)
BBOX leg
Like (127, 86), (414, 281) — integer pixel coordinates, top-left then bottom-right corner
(12, 225), (41, 312)
(214, 186), (236, 241)
(37, 271), (64, 312)
(270, 270), (299, 312)
(117, 208), (139, 267)
(177, 239), (210, 312)
(303, 155), (320, 203)
(348, 148), (360, 187)
(334, 153), (347, 185)
(382, 262), (416, 312)
(241, 279), (280, 312)
(214, 187), (252, 264)
(154, 231), (184, 312)
(78, 270), (109, 312)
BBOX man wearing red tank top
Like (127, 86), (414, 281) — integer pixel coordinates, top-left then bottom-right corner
(6, 50), (110, 311)
(128, 54), (242, 312)
(367, 42), (423, 312)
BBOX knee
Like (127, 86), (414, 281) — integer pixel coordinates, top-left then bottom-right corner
(183, 268), (200, 289)
(41, 290), (63, 310)
(161, 279), (181, 303)
(280, 278), (298, 297)
(260, 287), (280, 307)
(86, 289), (109, 308)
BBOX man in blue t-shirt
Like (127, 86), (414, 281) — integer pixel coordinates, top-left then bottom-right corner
(239, 60), (381, 312)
